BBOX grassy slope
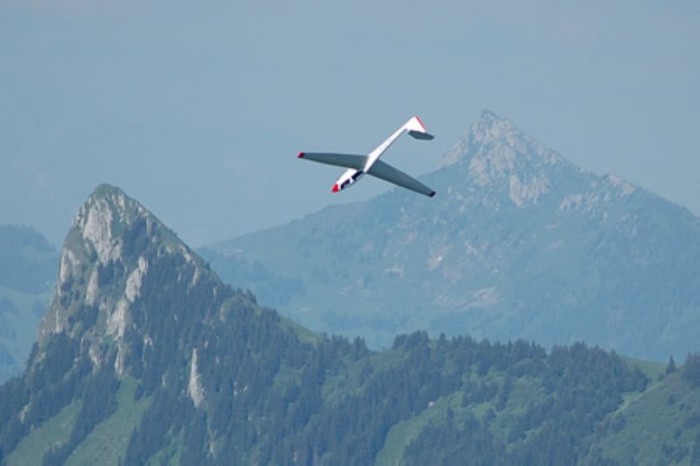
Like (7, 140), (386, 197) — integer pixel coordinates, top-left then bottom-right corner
(624, 356), (666, 381)
(66, 376), (151, 466)
(7, 401), (82, 466)
(6, 376), (150, 466)
(278, 315), (320, 345)
(375, 391), (466, 466)
(375, 368), (546, 465)
(595, 372), (700, 465)
(374, 360), (700, 465)
(322, 348), (408, 404)
(147, 432), (184, 466)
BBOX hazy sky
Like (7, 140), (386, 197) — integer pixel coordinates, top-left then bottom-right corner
(1, 0), (698, 247)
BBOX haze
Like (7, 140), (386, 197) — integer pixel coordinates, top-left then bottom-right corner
(1, 0), (698, 247)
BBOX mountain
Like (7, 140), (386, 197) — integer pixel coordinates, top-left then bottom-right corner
(0, 184), (698, 465)
(204, 110), (700, 361)
(0, 225), (57, 383)
(0, 184), (323, 464)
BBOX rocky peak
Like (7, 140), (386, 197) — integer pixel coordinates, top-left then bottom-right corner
(73, 184), (143, 265)
(439, 110), (577, 207)
(38, 184), (212, 374)
(440, 110), (562, 168)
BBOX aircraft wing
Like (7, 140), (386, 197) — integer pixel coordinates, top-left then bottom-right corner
(297, 152), (366, 170)
(408, 129), (435, 140)
(367, 160), (436, 197)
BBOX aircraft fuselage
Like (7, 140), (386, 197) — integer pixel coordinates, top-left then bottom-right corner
(332, 168), (365, 193)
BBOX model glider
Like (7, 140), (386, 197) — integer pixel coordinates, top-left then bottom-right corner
(297, 116), (436, 197)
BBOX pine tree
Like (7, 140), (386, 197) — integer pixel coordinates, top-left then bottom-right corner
(665, 355), (676, 376)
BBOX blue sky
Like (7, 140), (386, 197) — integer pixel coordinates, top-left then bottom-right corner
(1, 0), (698, 246)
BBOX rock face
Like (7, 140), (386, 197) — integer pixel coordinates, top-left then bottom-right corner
(440, 109), (563, 209)
(206, 110), (700, 361)
(39, 184), (219, 376)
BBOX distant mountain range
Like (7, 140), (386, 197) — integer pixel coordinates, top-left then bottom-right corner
(204, 110), (700, 361)
(0, 225), (56, 383)
(1, 184), (699, 465)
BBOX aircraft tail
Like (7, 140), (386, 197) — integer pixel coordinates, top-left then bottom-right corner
(363, 115), (435, 172)
(405, 115), (435, 140)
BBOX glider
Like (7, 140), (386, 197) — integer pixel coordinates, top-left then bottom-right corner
(297, 116), (436, 197)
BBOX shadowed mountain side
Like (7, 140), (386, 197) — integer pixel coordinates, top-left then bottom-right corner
(0, 225), (57, 383)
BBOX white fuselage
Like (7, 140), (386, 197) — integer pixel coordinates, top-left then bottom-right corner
(332, 168), (365, 193)
(331, 118), (421, 193)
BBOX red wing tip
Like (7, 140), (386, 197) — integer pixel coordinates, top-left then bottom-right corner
(414, 115), (427, 132)
(331, 184), (340, 193)
(297, 152), (305, 158)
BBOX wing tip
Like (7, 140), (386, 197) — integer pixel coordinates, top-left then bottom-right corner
(429, 191), (436, 198)
(407, 116), (434, 140)
(297, 152), (305, 159)
(414, 115), (427, 132)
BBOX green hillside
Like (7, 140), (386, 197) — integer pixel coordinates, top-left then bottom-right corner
(591, 358), (700, 465)
(4, 328), (699, 464)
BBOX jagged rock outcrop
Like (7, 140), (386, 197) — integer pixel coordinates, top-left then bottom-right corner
(38, 184), (221, 376)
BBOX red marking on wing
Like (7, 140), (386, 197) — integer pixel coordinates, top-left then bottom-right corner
(414, 115), (427, 132)
(331, 184), (340, 193)
(297, 152), (305, 158)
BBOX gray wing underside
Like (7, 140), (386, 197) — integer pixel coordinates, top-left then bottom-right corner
(298, 151), (435, 197)
(298, 152), (366, 170)
(368, 160), (436, 197)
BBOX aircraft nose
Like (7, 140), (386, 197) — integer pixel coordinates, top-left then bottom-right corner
(331, 184), (340, 193)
